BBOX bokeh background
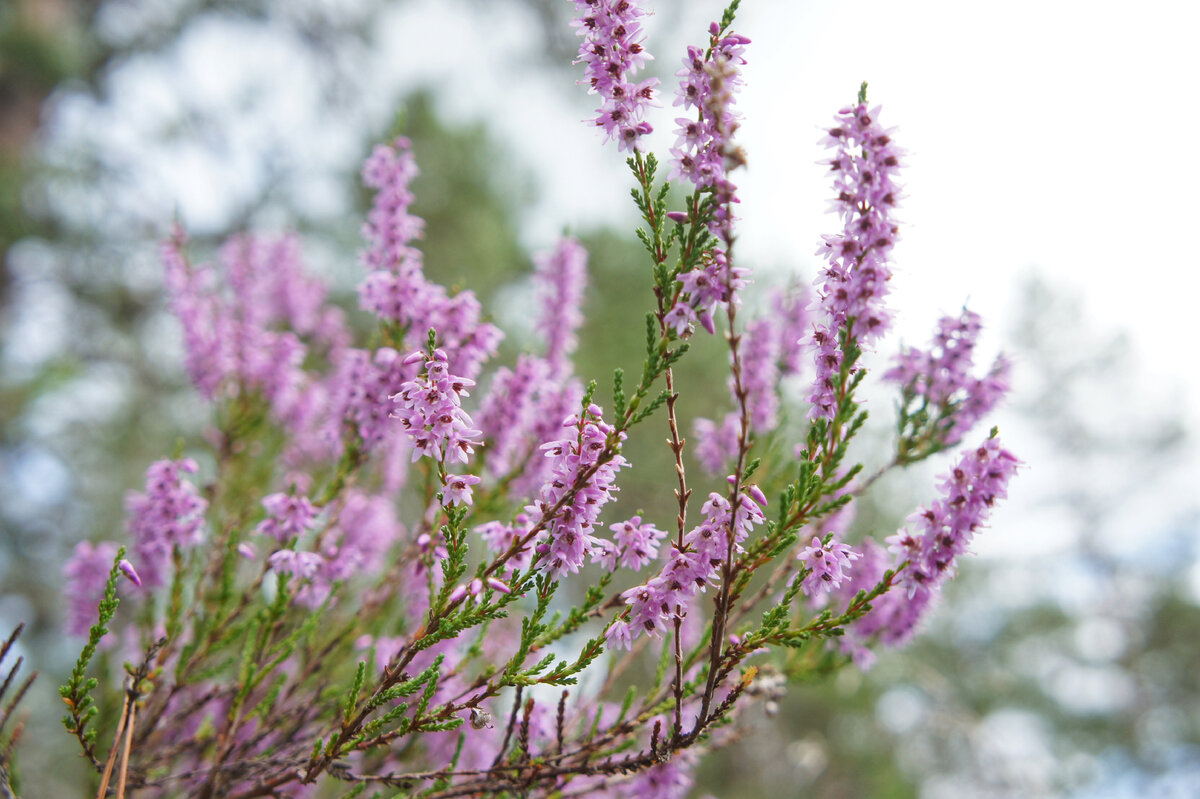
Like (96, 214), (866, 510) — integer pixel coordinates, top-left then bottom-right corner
(2, 0), (1199, 796)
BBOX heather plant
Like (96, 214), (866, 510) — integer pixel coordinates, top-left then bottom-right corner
(54, 2), (1019, 797)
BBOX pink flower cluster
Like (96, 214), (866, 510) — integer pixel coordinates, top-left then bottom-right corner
(255, 492), (318, 543)
(393, 349), (483, 464)
(692, 284), (811, 475)
(773, 284), (814, 377)
(665, 249), (748, 338)
(608, 481), (766, 649)
(797, 536), (861, 596)
(808, 101), (904, 420)
(597, 515), (668, 571)
(264, 490), (404, 610)
(441, 473), (481, 507)
(626, 748), (697, 799)
(162, 231), (345, 411)
(475, 512), (538, 574)
(476, 355), (553, 478)
(570, 0), (659, 151)
(669, 23), (750, 238)
(325, 346), (414, 454)
(528, 403), (627, 577)
(885, 308), (1011, 445)
(358, 137), (501, 380)
(267, 550), (330, 609)
(322, 490), (404, 581)
(534, 236), (588, 376)
(159, 227), (409, 471)
(837, 436), (1020, 658)
(691, 414), (740, 477)
(126, 458), (208, 588)
(473, 238), (589, 493)
(888, 436), (1020, 591)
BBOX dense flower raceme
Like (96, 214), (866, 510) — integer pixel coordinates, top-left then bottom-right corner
(160, 225), (421, 471)
(263, 489), (406, 611)
(797, 535), (861, 596)
(609, 481), (767, 649)
(162, 230), (347, 410)
(667, 248), (750, 339)
(571, 0), (659, 151)
(664, 22), (751, 336)
(669, 24), (750, 232)
(808, 100), (904, 421)
(125, 458), (208, 588)
(358, 136), (502, 381)
(529, 403), (629, 577)
(600, 515), (668, 571)
(255, 491), (318, 543)
(475, 512), (538, 574)
(535, 236), (589, 376)
(393, 348), (483, 465)
(885, 308), (1012, 445)
(829, 436), (1021, 665)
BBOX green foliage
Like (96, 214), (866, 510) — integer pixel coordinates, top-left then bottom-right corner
(59, 547), (126, 748)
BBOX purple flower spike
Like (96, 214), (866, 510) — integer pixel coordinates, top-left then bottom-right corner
(358, 138), (501, 380)
(620, 477), (766, 647)
(534, 237), (589, 375)
(256, 491), (318, 543)
(808, 96), (905, 421)
(268, 550), (331, 610)
(885, 308), (1011, 445)
(668, 24), (750, 241)
(126, 458), (208, 589)
(529, 404), (628, 577)
(847, 435), (1020, 650)
(608, 516), (668, 571)
(571, 0), (659, 151)
(393, 349), (484, 465)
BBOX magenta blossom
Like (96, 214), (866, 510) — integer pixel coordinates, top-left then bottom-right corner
(442, 474), (482, 507)
(126, 458), (208, 588)
(797, 536), (861, 595)
(570, 0), (659, 151)
(392, 349), (483, 464)
(256, 491), (318, 543)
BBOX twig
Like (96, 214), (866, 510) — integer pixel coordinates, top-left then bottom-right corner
(116, 702), (136, 798)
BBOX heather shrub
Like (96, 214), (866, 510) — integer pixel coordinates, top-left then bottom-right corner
(57, 2), (1017, 796)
